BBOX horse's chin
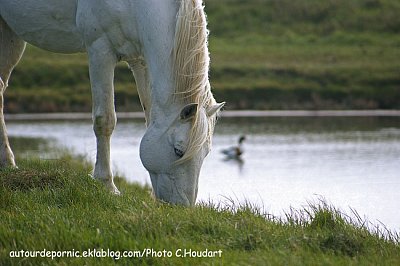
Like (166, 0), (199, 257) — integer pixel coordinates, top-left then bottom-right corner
(149, 172), (198, 206)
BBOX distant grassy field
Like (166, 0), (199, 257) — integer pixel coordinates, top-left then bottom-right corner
(0, 140), (399, 265)
(5, 0), (400, 112)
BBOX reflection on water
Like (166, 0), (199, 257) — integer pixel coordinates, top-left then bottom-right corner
(7, 116), (400, 231)
(222, 156), (245, 174)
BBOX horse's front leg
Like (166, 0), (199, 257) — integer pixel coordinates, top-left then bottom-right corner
(87, 41), (119, 194)
(0, 17), (26, 168)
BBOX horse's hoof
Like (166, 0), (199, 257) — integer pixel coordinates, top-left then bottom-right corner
(106, 182), (121, 195)
(111, 186), (121, 195)
(0, 160), (18, 169)
(91, 174), (121, 195)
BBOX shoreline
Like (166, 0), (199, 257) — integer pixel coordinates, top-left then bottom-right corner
(4, 110), (400, 121)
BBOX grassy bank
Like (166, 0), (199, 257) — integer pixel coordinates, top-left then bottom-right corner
(0, 141), (399, 265)
(4, 0), (400, 112)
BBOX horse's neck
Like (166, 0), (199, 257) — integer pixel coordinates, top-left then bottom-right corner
(133, 0), (180, 123)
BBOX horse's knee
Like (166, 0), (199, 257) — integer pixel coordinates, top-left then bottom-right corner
(93, 113), (116, 137)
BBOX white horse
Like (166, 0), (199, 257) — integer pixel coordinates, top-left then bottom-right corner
(0, 0), (224, 205)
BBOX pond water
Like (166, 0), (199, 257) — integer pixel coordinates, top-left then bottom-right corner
(7, 115), (400, 232)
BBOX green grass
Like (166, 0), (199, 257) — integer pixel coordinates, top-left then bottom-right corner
(0, 142), (399, 265)
(4, 0), (400, 111)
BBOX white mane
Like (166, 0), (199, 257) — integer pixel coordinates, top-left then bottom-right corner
(173, 0), (217, 163)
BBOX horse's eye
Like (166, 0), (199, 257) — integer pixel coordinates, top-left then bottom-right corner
(174, 148), (184, 158)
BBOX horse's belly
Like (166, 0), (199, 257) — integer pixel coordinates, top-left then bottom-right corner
(0, 0), (85, 53)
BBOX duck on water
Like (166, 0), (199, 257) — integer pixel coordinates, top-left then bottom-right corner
(221, 135), (246, 160)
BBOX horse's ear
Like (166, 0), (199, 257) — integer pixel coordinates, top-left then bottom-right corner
(207, 102), (225, 117)
(180, 103), (198, 120)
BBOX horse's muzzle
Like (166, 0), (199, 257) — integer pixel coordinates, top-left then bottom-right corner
(149, 172), (197, 206)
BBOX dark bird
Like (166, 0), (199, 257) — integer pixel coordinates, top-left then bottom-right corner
(221, 135), (246, 159)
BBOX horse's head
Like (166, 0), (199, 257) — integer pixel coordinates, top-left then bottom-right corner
(140, 102), (224, 206)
